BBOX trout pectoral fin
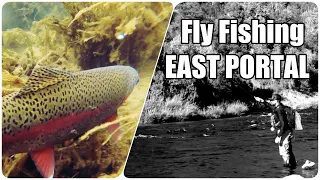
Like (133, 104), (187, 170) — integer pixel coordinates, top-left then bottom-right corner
(30, 147), (55, 178)
(107, 123), (122, 142)
(105, 114), (122, 142)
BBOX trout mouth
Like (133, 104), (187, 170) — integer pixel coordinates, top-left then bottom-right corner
(126, 78), (138, 97)
(126, 67), (139, 96)
(122, 96), (129, 104)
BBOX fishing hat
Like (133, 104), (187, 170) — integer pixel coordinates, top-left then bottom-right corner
(272, 94), (282, 101)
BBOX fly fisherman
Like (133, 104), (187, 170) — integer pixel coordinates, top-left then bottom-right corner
(255, 94), (297, 169)
(270, 94), (297, 168)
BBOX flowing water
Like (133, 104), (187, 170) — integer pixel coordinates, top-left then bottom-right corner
(125, 108), (318, 178)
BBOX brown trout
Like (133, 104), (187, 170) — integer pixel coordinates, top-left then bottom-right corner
(2, 65), (139, 177)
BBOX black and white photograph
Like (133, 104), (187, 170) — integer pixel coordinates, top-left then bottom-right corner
(124, 2), (318, 178)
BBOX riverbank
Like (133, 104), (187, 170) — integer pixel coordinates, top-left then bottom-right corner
(140, 90), (318, 124)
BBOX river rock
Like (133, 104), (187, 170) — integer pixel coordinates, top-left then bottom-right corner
(302, 160), (315, 170)
(250, 120), (257, 124)
(249, 124), (258, 129)
(180, 128), (187, 132)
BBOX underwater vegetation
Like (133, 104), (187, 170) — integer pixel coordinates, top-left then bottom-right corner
(2, 2), (173, 177)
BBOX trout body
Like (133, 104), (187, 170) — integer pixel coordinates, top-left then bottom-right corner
(2, 66), (139, 177)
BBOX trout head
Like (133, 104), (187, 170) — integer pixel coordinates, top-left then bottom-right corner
(123, 66), (140, 96)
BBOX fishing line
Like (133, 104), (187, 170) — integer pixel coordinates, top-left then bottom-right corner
(230, 79), (256, 100)
(56, 116), (129, 151)
(100, 120), (136, 147)
(120, 123), (139, 140)
(78, 115), (129, 141)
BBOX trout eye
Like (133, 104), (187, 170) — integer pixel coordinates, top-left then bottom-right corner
(9, 155), (15, 160)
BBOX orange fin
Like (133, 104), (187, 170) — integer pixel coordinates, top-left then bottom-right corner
(104, 114), (121, 142)
(30, 147), (55, 178)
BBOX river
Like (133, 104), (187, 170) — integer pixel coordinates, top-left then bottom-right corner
(125, 108), (318, 178)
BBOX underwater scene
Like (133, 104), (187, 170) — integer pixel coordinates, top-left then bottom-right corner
(2, 2), (172, 178)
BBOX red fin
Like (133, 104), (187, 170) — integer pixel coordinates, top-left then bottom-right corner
(104, 114), (121, 142)
(108, 123), (122, 142)
(31, 147), (55, 178)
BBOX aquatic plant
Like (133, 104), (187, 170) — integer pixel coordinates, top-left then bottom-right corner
(2, 2), (172, 177)
(63, 2), (172, 69)
(2, 70), (25, 96)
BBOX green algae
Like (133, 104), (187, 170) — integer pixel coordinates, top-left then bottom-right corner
(2, 2), (172, 178)
(63, 2), (172, 69)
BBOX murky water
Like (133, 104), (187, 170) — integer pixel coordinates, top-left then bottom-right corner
(125, 108), (318, 178)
